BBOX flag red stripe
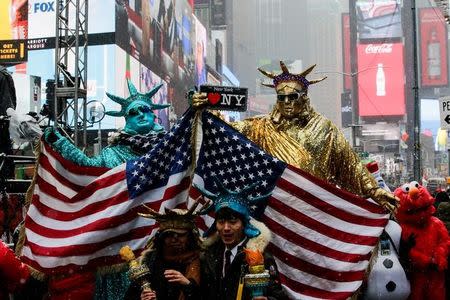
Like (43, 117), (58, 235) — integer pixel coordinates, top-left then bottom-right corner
(268, 196), (379, 246)
(25, 225), (156, 257)
(279, 273), (353, 300)
(262, 216), (371, 263)
(277, 177), (388, 227)
(286, 165), (387, 214)
(39, 154), (84, 191)
(43, 142), (110, 176)
(267, 243), (365, 282)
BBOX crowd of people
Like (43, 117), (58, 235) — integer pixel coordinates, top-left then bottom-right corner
(1, 61), (450, 300)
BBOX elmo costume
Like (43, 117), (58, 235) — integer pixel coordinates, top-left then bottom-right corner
(394, 181), (449, 300)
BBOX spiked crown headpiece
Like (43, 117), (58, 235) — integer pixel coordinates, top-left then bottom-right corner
(258, 61), (327, 89)
(138, 201), (202, 233)
(194, 178), (271, 238)
(105, 79), (170, 117)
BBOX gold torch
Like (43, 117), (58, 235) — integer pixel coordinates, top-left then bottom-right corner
(243, 249), (270, 298)
(119, 246), (153, 291)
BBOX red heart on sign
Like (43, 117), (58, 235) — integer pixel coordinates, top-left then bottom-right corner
(207, 93), (221, 105)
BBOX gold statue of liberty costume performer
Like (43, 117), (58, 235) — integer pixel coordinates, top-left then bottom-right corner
(193, 61), (397, 211)
(44, 80), (170, 299)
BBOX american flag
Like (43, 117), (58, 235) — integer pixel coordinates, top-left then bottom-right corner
(191, 112), (389, 300)
(20, 110), (196, 275)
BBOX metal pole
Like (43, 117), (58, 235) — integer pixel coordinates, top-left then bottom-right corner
(411, 1), (421, 181)
(349, 0), (360, 148)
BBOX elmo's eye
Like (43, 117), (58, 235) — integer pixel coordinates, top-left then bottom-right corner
(410, 181), (419, 188)
(401, 184), (410, 193)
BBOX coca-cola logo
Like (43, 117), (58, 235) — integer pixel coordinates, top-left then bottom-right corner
(365, 44), (393, 54)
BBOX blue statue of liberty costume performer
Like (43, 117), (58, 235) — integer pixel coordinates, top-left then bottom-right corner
(44, 80), (170, 299)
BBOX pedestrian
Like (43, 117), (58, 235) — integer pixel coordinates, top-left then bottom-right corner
(196, 179), (288, 300)
(124, 204), (203, 300)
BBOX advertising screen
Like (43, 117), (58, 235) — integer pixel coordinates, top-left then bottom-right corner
(0, 0), (28, 41)
(356, 0), (402, 40)
(419, 7), (449, 87)
(357, 42), (405, 117)
(341, 13), (351, 91)
(194, 15), (207, 86)
(115, 0), (195, 116)
(28, 0), (114, 39)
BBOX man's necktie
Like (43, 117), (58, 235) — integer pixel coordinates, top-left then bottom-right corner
(224, 249), (232, 277)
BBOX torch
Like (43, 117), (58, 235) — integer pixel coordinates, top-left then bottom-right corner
(243, 248), (270, 297)
(119, 246), (153, 291)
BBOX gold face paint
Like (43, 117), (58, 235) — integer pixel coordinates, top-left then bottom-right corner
(275, 81), (306, 119)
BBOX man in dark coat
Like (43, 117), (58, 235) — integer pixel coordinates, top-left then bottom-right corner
(196, 181), (289, 300)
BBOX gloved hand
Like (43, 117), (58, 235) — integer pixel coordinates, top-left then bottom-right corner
(44, 127), (64, 144)
(190, 91), (208, 109)
(369, 187), (399, 213)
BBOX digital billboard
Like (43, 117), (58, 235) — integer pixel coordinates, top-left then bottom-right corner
(194, 15), (207, 86)
(28, 0), (114, 39)
(356, 0), (402, 40)
(419, 7), (449, 88)
(0, 0), (28, 64)
(357, 42), (405, 117)
(0, 0), (28, 41)
(341, 13), (351, 91)
(115, 0), (196, 116)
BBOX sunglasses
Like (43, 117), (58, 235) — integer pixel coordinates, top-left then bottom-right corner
(276, 91), (306, 102)
(127, 105), (152, 116)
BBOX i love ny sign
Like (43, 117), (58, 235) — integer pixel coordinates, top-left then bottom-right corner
(199, 85), (248, 112)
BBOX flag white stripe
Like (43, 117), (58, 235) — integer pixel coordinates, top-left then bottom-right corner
(275, 258), (362, 293)
(282, 168), (388, 219)
(281, 285), (320, 300)
(270, 229), (368, 272)
(273, 187), (386, 237)
(265, 206), (374, 255)
(22, 235), (150, 268)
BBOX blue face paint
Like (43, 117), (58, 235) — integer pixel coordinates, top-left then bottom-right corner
(124, 102), (162, 134)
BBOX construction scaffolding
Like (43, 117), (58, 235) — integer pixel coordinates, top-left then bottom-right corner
(54, 0), (88, 148)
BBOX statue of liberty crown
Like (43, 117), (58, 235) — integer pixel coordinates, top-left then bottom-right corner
(258, 61), (327, 89)
(105, 79), (170, 117)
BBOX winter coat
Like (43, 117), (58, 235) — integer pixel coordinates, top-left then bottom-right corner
(125, 249), (201, 300)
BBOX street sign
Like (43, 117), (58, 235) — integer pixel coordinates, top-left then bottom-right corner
(439, 96), (450, 129)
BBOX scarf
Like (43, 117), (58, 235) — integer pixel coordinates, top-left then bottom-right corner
(109, 131), (166, 155)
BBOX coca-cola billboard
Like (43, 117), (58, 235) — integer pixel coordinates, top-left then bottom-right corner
(357, 42), (405, 117)
(419, 8), (448, 88)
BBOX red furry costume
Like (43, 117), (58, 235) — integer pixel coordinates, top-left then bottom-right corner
(0, 241), (30, 300)
(394, 181), (449, 300)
